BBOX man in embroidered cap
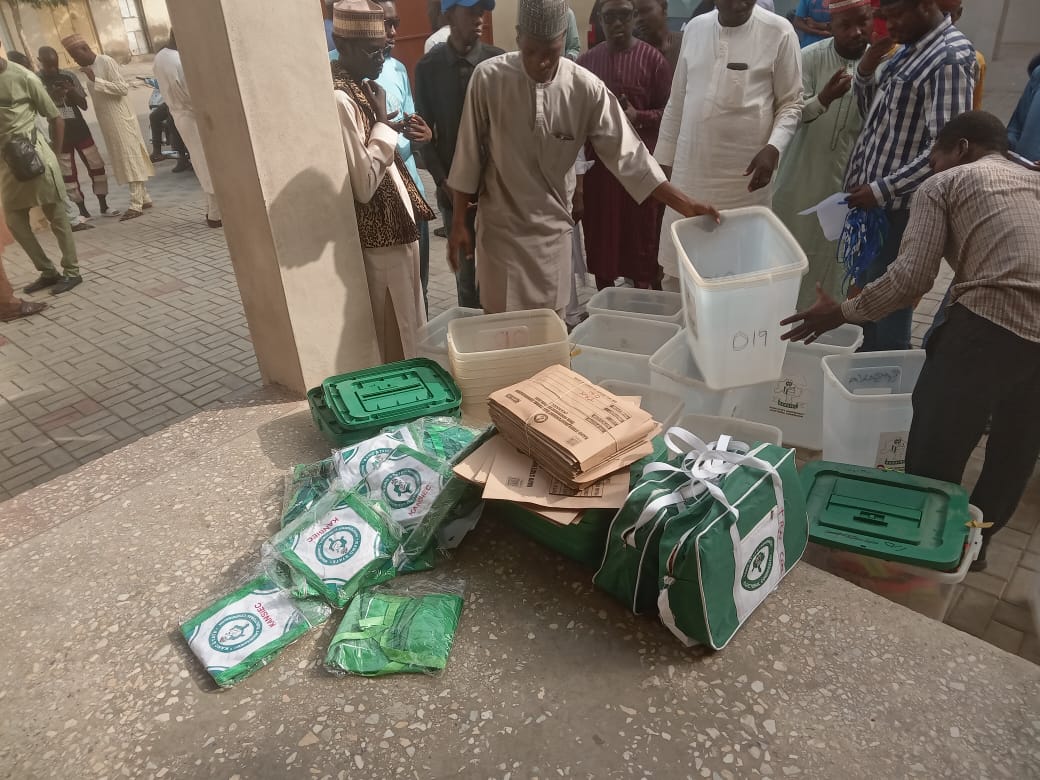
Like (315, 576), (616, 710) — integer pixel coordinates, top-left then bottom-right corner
(773, 0), (872, 309)
(62, 34), (153, 221)
(841, 0), (975, 351)
(331, 0), (435, 363)
(447, 0), (717, 316)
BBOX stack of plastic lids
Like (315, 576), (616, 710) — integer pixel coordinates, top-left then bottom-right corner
(447, 309), (571, 424)
(416, 307), (484, 371)
(308, 358), (462, 447)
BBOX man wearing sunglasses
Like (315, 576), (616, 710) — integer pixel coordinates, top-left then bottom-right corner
(331, 0), (436, 363)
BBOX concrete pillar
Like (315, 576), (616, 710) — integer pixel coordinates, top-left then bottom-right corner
(165, 0), (381, 397)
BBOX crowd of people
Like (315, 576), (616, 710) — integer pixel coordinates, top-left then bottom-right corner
(0, 31), (217, 320)
(326, 0), (1038, 569)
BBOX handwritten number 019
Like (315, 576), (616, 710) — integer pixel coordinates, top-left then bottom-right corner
(732, 330), (768, 352)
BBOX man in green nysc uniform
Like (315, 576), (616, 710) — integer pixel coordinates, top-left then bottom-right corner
(0, 49), (81, 295)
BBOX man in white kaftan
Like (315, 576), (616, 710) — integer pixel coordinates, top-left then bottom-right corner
(62, 34), (154, 220)
(448, 0), (718, 316)
(655, 0), (802, 289)
(153, 33), (221, 227)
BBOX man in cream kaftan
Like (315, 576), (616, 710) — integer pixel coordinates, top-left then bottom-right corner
(447, 54), (669, 314)
(654, 2), (802, 287)
(62, 35), (154, 220)
(153, 33), (221, 227)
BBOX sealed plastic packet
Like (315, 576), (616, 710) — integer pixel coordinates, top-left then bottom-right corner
(267, 482), (402, 608)
(333, 427), (418, 490)
(181, 574), (331, 688)
(402, 417), (483, 462)
(281, 457), (337, 528)
(356, 446), (452, 532)
(324, 578), (465, 677)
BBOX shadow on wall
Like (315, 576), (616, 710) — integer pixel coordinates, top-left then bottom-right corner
(269, 165), (376, 384)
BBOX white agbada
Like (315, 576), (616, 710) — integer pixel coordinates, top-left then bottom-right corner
(335, 91), (426, 363)
(655, 7), (802, 278)
(85, 54), (153, 185)
(448, 53), (666, 314)
(152, 47), (214, 202)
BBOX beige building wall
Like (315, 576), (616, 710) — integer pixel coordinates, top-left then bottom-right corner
(139, 0), (171, 49)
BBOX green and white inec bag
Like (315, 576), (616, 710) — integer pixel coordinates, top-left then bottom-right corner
(654, 430), (808, 650)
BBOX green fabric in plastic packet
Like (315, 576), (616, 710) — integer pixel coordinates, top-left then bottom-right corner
(324, 579), (464, 676)
(281, 457), (338, 528)
(181, 574), (331, 688)
(401, 417), (482, 462)
(333, 428), (419, 491)
(268, 483), (401, 608)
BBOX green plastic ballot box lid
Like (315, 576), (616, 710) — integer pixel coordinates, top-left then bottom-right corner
(800, 462), (970, 571)
(322, 359), (461, 430)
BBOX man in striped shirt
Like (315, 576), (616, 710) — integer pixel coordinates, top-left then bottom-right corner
(782, 112), (1040, 571)
(842, 0), (975, 351)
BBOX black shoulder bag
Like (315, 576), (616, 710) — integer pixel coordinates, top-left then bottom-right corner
(3, 126), (45, 182)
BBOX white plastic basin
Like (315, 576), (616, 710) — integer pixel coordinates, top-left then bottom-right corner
(417, 307), (484, 371)
(600, 380), (684, 429)
(569, 315), (680, 385)
(675, 413), (782, 448)
(735, 324), (864, 450)
(821, 350), (927, 470)
(586, 287), (683, 324)
(671, 207), (808, 390)
(649, 330), (746, 417)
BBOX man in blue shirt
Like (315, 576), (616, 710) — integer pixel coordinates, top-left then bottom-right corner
(793, 0), (831, 47)
(372, 0), (434, 314)
(1008, 56), (1040, 164)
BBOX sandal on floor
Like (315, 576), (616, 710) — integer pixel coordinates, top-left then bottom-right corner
(120, 209), (144, 221)
(1, 300), (48, 322)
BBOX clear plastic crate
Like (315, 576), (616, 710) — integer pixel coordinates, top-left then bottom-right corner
(570, 315), (679, 385)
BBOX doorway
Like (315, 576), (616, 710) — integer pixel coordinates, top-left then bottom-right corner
(118, 0), (150, 55)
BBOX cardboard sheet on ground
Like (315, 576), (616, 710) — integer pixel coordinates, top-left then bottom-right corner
(452, 436), (506, 485)
(482, 440), (630, 510)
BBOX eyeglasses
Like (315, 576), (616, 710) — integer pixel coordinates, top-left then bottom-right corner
(600, 9), (634, 23)
(360, 45), (386, 62)
(384, 17), (401, 30)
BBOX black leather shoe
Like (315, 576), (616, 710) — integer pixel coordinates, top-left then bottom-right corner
(23, 274), (61, 294)
(51, 276), (83, 295)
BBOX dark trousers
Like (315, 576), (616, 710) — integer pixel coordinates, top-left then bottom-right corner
(906, 305), (1040, 549)
(437, 185), (479, 309)
(149, 104), (186, 157)
(418, 219), (429, 317)
(859, 208), (912, 352)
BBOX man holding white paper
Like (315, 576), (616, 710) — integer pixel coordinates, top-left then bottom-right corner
(773, 0), (871, 310)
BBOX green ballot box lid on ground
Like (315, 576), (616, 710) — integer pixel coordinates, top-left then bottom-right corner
(308, 385), (361, 448)
(800, 462), (971, 571)
(321, 358), (462, 431)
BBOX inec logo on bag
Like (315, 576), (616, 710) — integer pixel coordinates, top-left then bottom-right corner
(316, 524), (362, 565)
(359, 447), (393, 477)
(208, 613), (263, 653)
(741, 538), (775, 592)
(382, 467), (422, 509)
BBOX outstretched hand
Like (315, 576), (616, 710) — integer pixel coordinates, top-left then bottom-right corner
(744, 144), (779, 192)
(780, 283), (846, 344)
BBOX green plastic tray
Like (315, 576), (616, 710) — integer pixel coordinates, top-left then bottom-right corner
(308, 385), (369, 448)
(321, 358), (461, 431)
(800, 462), (970, 571)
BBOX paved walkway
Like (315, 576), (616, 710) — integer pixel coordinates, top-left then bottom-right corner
(1, 48), (1037, 665)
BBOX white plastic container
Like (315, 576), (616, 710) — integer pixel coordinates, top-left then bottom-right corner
(417, 307), (484, 371)
(600, 380), (684, 429)
(569, 315), (680, 385)
(675, 413), (783, 447)
(448, 310), (570, 411)
(821, 350), (927, 471)
(803, 507), (983, 621)
(650, 330), (744, 417)
(735, 324), (864, 450)
(586, 287), (683, 324)
(671, 206), (808, 390)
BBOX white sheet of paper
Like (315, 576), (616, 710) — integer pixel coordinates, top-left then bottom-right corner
(799, 192), (850, 241)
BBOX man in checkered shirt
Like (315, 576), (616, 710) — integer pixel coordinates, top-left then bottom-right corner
(782, 112), (1040, 572)
(842, 0), (975, 351)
